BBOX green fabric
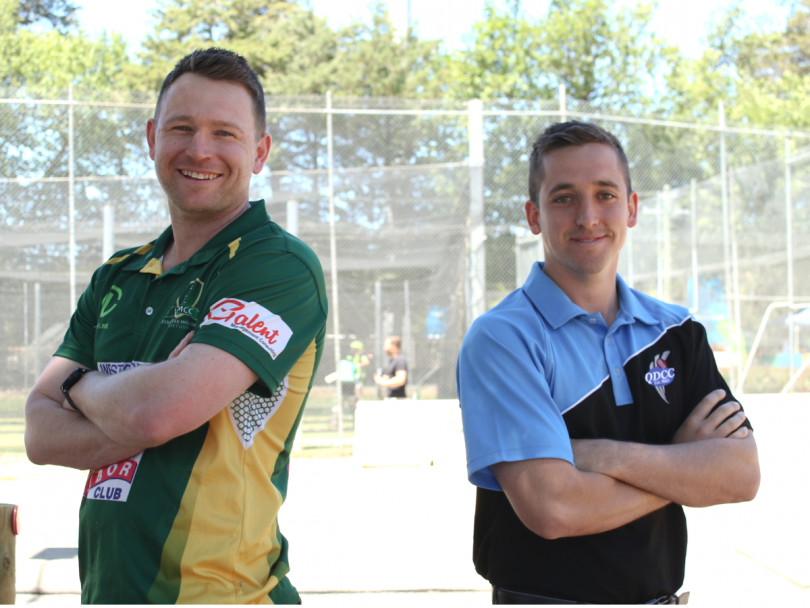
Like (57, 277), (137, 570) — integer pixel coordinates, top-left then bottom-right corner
(56, 201), (327, 604)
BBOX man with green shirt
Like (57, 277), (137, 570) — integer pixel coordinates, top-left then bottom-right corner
(24, 48), (327, 604)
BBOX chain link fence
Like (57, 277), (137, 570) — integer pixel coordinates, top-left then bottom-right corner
(2, 88), (810, 455)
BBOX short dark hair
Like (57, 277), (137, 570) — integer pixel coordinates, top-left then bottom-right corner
(155, 48), (266, 136)
(528, 121), (631, 202)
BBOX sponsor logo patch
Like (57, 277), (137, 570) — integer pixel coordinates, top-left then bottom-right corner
(201, 298), (293, 360)
(99, 286), (122, 318)
(97, 361), (151, 375)
(645, 351), (674, 403)
(83, 361), (152, 502)
(84, 452), (143, 502)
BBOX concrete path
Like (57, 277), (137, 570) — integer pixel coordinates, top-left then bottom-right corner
(2, 394), (807, 605)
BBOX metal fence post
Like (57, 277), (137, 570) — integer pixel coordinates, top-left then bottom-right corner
(467, 99), (485, 327)
(662, 184), (672, 303)
(559, 83), (567, 122)
(656, 190), (663, 300)
(690, 179), (699, 312)
(403, 280), (413, 383)
(730, 168), (745, 380)
(626, 228), (634, 289)
(102, 203), (115, 262)
(286, 200), (299, 237)
(68, 84), (77, 313)
(23, 282), (29, 388)
(34, 282), (41, 378)
(785, 136), (795, 379)
(719, 101), (736, 387)
(326, 91), (343, 450)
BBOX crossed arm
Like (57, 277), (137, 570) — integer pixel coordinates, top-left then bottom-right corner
(492, 389), (760, 540)
(25, 332), (258, 471)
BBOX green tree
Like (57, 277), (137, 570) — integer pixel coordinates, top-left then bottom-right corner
(0, 0), (129, 91)
(132, 0), (341, 94)
(441, 0), (672, 110)
(333, 3), (441, 98)
(17, 0), (76, 31)
(665, 1), (810, 130)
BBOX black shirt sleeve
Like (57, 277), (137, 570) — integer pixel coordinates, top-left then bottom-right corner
(682, 319), (753, 434)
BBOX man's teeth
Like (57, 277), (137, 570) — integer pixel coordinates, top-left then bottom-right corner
(181, 170), (218, 180)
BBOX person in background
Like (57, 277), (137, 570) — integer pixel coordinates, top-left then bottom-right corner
(374, 335), (408, 399)
(349, 340), (371, 404)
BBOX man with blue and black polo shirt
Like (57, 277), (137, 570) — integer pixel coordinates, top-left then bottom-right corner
(457, 121), (760, 604)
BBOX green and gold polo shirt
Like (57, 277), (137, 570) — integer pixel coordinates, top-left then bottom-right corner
(54, 201), (327, 604)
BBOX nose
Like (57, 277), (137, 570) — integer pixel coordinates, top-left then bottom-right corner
(186, 131), (213, 161)
(576, 197), (599, 229)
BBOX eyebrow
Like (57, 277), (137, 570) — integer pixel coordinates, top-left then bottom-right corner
(547, 180), (621, 195)
(162, 115), (245, 132)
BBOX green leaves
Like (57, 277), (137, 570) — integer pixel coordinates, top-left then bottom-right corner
(438, 0), (672, 111)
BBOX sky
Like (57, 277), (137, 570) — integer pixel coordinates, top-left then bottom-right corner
(76, 0), (789, 59)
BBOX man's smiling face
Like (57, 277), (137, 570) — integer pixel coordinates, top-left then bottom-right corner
(147, 73), (270, 221)
(525, 142), (638, 286)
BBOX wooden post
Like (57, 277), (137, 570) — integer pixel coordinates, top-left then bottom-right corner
(0, 504), (17, 605)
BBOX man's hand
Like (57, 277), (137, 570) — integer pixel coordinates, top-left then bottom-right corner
(571, 386), (760, 507)
(671, 389), (749, 444)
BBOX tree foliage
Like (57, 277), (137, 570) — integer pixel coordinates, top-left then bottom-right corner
(17, 0), (76, 31)
(439, 0), (672, 110)
(0, 0), (129, 91)
(665, 1), (810, 129)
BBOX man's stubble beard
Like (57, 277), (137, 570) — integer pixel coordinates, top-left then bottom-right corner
(159, 173), (247, 221)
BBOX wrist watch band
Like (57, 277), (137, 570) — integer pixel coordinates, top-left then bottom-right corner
(60, 367), (92, 414)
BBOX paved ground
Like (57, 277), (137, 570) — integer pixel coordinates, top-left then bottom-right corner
(2, 394), (808, 605)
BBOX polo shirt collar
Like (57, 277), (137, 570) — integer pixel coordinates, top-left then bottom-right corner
(522, 263), (588, 329)
(615, 273), (657, 325)
(522, 262), (657, 328)
(124, 200), (270, 276)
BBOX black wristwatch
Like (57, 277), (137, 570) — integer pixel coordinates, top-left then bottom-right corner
(60, 368), (92, 414)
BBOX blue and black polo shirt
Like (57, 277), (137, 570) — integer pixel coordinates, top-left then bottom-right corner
(456, 262), (749, 604)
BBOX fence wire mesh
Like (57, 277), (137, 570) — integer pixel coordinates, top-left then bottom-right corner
(2, 89), (810, 455)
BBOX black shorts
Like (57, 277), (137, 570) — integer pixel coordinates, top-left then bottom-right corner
(341, 382), (355, 397)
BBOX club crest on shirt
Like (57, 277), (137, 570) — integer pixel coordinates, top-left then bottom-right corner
(645, 351), (674, 403)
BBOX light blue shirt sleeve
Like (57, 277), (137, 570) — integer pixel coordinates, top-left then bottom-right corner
(456, 312), (574, 491)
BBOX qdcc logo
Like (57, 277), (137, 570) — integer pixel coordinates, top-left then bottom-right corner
(646, 351), (674, 403)
(645, 367), (675, 386)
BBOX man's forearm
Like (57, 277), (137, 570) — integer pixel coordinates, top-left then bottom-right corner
(494, 459), (670, 540)
(69, 344), (257, 447)
(69, 364), (171, 447)
(25, 392), (147, 470)
(573, 435), (760, 507)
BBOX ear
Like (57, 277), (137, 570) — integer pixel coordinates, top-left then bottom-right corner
(147, 118), (157, 161)
(627, 191), (639, 228)
(525, 200), (542, 235)
(253, 133), (272, 175)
